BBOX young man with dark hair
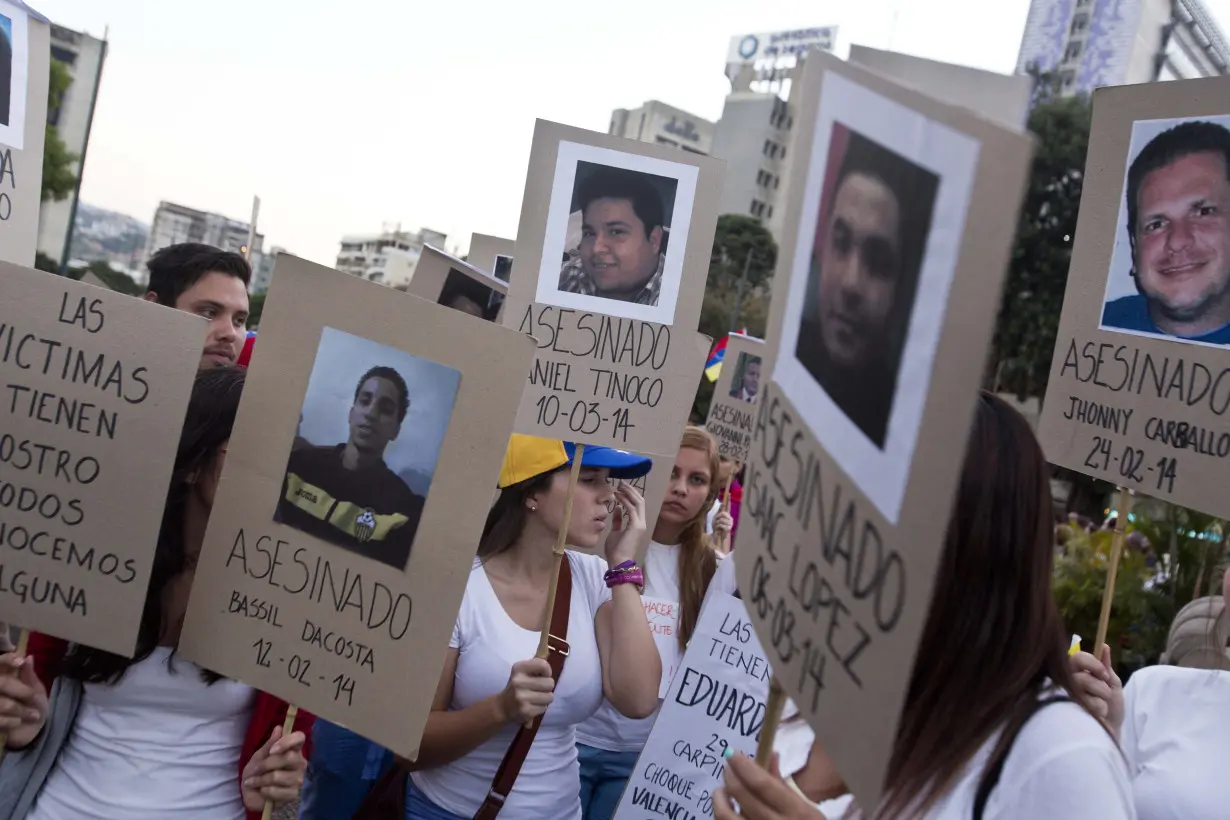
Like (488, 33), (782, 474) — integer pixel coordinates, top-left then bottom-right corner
(797, 130), (937, 448)
(1102, 120), (1230, 343)
(559, 166), (668, 306)
(276, 365), (425, 570)
(143, 243), (252, 368)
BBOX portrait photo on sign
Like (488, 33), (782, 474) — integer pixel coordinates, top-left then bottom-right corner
(0, 1), (29, 149)
(728, 352), (762, 403)
(536, 141), (699, 325)
(439, 268), (503, 322)
(493, 254), (513, 283)
(274, 326), (461, 570)
(1099, 115), (1230, 348)
(777, 71), (978, 523)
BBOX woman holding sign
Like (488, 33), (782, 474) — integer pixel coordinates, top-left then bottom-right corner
(0, 367), (311, 820)
(708, 394), (1134, 820)
(403, 435), (662, 819)
(576, 426), (732, 820)
(1072, 586), (1230, 819)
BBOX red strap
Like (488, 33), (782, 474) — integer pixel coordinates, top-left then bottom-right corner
(473, 556), (573, 820)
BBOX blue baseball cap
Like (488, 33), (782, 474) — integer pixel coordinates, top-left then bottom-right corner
(564, 442), (652, 480)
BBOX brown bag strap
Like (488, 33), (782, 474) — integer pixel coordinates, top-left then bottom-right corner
(473, 555), (573, 820)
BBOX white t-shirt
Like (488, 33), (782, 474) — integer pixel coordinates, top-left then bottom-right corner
(1120, 665), (1230, 819)
(28, 647), (255, 820)
(834, 698), (1132, 820)
(577, 541), (680, 752)
(410, 552), (612, 819)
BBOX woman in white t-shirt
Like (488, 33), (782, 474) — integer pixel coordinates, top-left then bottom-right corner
(1072, 587), (1230, 819)
(709, 392), (1134, 820)
(405, 435), (663, 820)
(576, 426), (733, 820)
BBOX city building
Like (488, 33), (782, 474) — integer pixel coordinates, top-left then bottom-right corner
(335, 226), (447, 288)
(143, 201), (264, 277)
(608, 101), (715, 154)
(1015, 0), (1230, 96)
(250, 245), (287, 294)
(38, 24), (107, 266)
(709, 28), (836, 238)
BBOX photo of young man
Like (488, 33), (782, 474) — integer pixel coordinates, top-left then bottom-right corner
(557, 163), (675, 308)
(796, 127), (937, 448)
(142, 243), (252, 369)
(729, 353), (761, 403)
(277, 365), (426, 569)
(1101, 119), (1230, 345)
(438, 269), (499, 322)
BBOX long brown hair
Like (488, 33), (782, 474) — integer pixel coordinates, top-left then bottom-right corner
(878, 392), (1096, 818)
(478, 470), (560, 560)
(671, 426), (720, 650)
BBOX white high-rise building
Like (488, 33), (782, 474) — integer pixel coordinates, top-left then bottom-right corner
(38, 24), (107, 266)
(144, 201), (264, 266)
(335, 226), (447, 288)
(609, 101), (715, 155)
(1015, 0), (1230, 96)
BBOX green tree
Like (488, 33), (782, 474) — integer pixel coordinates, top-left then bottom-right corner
(247, 292), (266, 327)
(990, 72), (1092, 399)
(692, 215), (778, 420)
(69, 260), (143, 295)
(42, 59), (78, 203)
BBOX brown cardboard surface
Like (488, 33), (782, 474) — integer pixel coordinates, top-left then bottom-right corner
(734, 52), (1033, 807)
(468, 233), (515, 282)
(503, 119), (722, 453)
(406, 245), (508, 323)
(178, 255), (536, 758)
(704, 334), (766, 462)
(0, 262), (205, 655)
(848, 45), (1031, 132)
(0, 11), (48, 268)
(1037, 78), (1230, 518)
(78, 271), (110, 290)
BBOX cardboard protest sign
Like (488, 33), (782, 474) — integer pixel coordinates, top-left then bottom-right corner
(1037, 78), (1230, 519)
(502, 119), (720, 454)
(848, 45), (1031, 132)
(613, 593), (771, 820)
(734, 52), (1033, 805)
(704, 334), (766, 462)
(179, 255), (536, 757)
(468, 232), (515, 285)
(0, 3), (47, 267)
(78, 271), (110, 290)
(405, 245), (508, 323)
(0, 263), (204, 655)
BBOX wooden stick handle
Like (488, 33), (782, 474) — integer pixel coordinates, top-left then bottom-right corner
(537, 444), (586, 659)
(1094, 487), (1133, 652)
(260, 704), (300, 820)
(755, 676), (786, 768)
(718, 468), (736, 554)
(0, 629), (31, 765)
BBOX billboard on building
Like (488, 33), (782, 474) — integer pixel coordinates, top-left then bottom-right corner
(726, 27), (838, 66)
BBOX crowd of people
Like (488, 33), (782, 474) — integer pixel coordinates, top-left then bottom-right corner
(0, 243), (1226, 820)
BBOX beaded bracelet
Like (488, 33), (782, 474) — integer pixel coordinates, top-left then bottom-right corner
(604, 560), (644, 591)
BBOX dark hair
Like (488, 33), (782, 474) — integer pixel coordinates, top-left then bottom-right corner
(478, 470), (561, 559)
(59, 367), (246, 685)
(574, 166), (667, 238)
(439, 271), (499, 321)
(354, 366), (410, 423)
(145, 243), (252, 308)
(879, 392), (1101, 818)
(1126, 120), (1230, 247)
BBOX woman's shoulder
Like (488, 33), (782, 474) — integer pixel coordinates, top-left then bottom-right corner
(1008, 698), (1123, 777)
(1124, 664), (1229, 707)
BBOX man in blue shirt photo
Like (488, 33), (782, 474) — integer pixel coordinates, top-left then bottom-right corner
(1102, 120), (1230, 345)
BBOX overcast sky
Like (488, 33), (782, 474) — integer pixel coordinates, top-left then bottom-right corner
(33, 0), (1230, 266)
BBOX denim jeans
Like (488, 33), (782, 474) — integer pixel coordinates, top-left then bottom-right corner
(577, 743), (640, 820)
(298, 720), (392, 820)
(405, 778), (469, 820)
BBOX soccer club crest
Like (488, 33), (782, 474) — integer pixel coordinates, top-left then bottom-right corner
(354, 508), (377, 543)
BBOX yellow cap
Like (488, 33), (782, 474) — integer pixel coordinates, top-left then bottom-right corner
(498, 435), (569, 489)
(1068, 635), (1082, 657)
